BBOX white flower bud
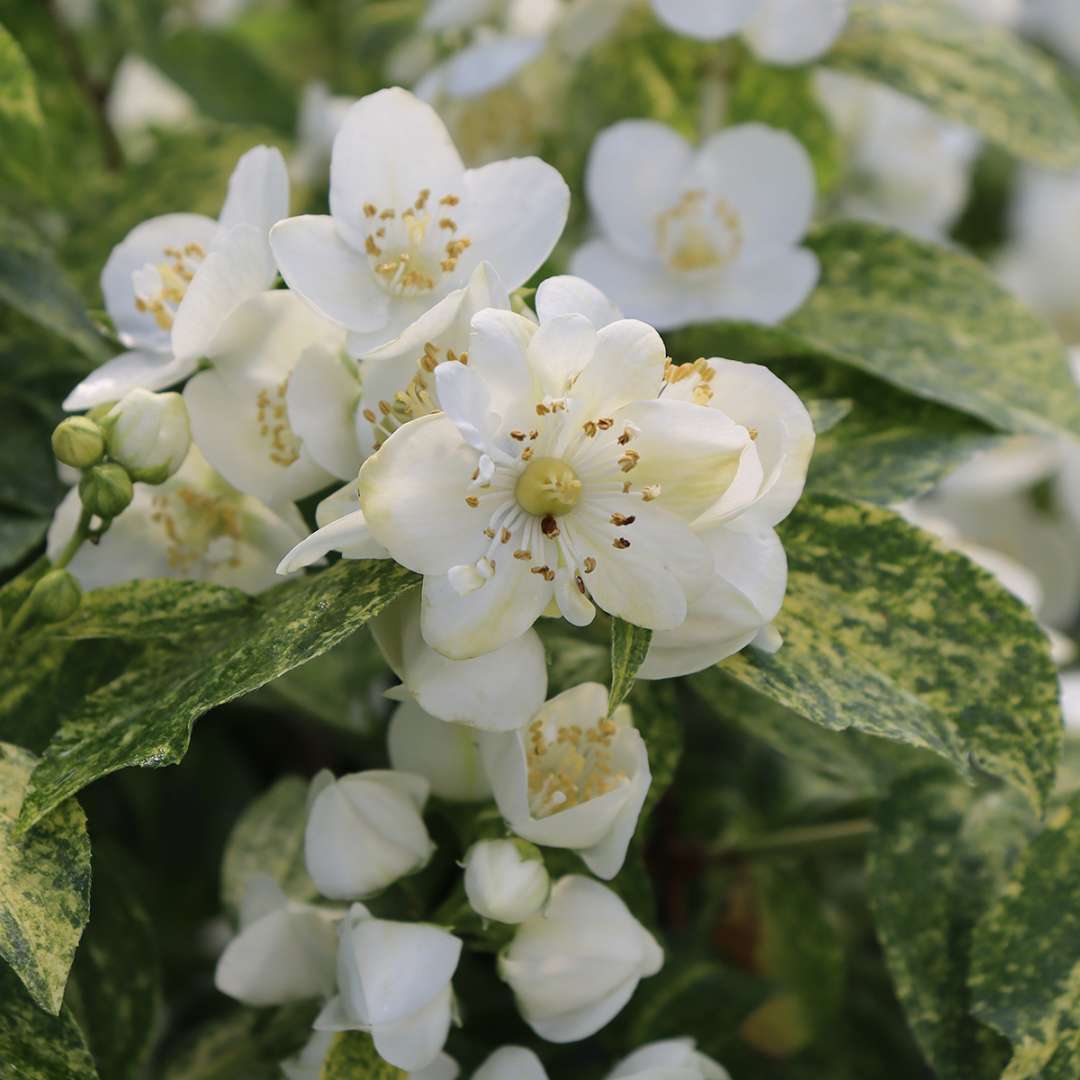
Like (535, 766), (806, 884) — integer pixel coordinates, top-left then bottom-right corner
(304, 769), (435, 900)
(314, 903), (462, 1072)
(608, 1038), (731, 1079)
(105, 388), (191, 484)
(473, 1046), (548, 1080)
(498, 875), (663, 1042)
(463, 839), (549, 924)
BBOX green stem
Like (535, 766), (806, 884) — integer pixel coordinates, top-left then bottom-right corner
(711, 819), (873, 860)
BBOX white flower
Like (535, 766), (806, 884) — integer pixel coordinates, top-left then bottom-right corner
(292, 81), (354, 188)
(480, 683), (650, 879)
(608, 1038), (731, 1079)
(374, 590), (548, 731)
(105, 56), (195, 143)
(104, 388), (191, 483)
(651, 0), (848, 64)
(281, 1033), (459, 1080)
(214, 874), (339, 1007)
(65, 145), (289, 411)
(639, 357), (814, 678)
(47, 445), (308, 593)
(281, 279), (763, 660)
(499, 874), (663, 1042)
(269, 87), (568, 358)
(314, 903), (462, 1071)
(304, 769), (436, 900)
(388, 699), (494, 802)
(814, 71), (979, 242)
(572, 122), (818, 331)
(463, 838), (551, 922)
(182, 290), (346, 503)
(474, 1046), (549, 1079)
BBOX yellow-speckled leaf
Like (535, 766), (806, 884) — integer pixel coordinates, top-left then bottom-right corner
(15, 559), (419, 834)
(829, 1), (1080, 169)
(705, 495), (1062, 812)
(322, 1031), (406, 1079)
(610, 618), (652, 715)
(971, 793), (1080, 1078)
(0, 742), (91, 1014)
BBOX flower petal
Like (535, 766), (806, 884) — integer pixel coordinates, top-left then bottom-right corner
(441, 36), (546, 99)
(651, 0), (757, 39)
(712, 247), (820, 324)
(270, 215), (391, 334)
(458, 157), (570, 290)
(473, 1046), (547, 1080)
(372, 986), (455, 1071)
(276, 509), (389, 574)
(584, 120), (692, 258)
(535, 274), (622, 329)
(568, 318), (665, 418)
(288, 345), (364, 480)
(217, 144), (290, 235)
(527, 312), (597, 400)
(63, 349), (197, 411)
(744, 0), (849, 64)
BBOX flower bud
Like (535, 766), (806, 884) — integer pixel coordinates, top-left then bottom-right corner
(105, 388), (190, 484)
(51, 416), (105, 469)
(27, 569), (82, 624)
(464, 839), (549, 924)
(608, 1038), (731, 1079)
(79, 463), (133, 520)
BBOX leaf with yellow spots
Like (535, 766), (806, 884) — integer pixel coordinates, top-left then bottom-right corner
(609, 617), (652, 715)
(321, 1032), (406, 1079)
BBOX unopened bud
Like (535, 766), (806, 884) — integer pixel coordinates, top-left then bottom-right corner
(464, 838), (549, 924)
(51, 416), (105, 469)
(105, 389), (190, 484)
(79, 463), (133, 519)
(28, 569), (82, 624)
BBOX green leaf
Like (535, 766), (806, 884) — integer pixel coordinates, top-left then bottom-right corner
(609, 617), (652, 715)
(675, 222), (1080, 439)
(0, 218), (108, 362)
(970, 793), (1080, 1078)
(322, 1031), (406, 1079)
(728, 57), (842, 191)
(15, 560), (419, 833)
(148, 29), (296, 131)
(633, 680), (683, 821)
(0, 23), (46, 195)
(702, 495), (1062, 812)
(0, 742), (91, 1014)
(0, 514), (48, 574)
(830, 1), (1080, 169)
(868, 772), (1020, 1079)
(68, 846), (161, 1080)
(0, 965), (97, 1080)
(804, 397), (852, 436)
(220, 776), (316, 920)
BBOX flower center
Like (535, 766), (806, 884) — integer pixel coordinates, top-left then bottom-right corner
(133, 242), (206, 330)
(515, 457), (581, 517)
(655, 189), (742, 273)
(150, 487), (244, 573)
(526, 712), (627, 818)
(256, 380), (302, 467)
(362, 189), (471, 297)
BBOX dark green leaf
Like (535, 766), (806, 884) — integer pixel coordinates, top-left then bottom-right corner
(15, 560), (419, 833)
(0, 742), (91, 1014)
(705, 495), (1062, 811)
(830, 1), (1080, 169)
(610, 617), (652, 715)
(0, 23), (47, 195)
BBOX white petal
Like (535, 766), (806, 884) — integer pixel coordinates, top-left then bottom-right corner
(535, 274), (622, 329)
(217, 144), (290, 234)
(584, 121), (692, 258)
(465, 308), (539, 428)
(423, 0), (498, 31)
(276, 509), (389, 574)
(329, 88), (465, 253)
(270, 215), (391, 334)
(689, 124), (816, 248)
(710, 247), (819, 324)
(441, 36), (546, 99)
(101, 212), (218, 352)
(435, 361), (502, 451)
(651, 0), (757, 39)
(287, 345), (364, 480)
(372, 986), (455, 1071)
(411, 1051), (461, 1080)
(744, 0), (849, 64)
(527, 312), (597, 399)
(63, 349), (197, 411)
(171, 224), (278, 363)
(568, 318), (665, 417)
(458, 157), (570, 290)
(359, 412), (489, 574)
(473, 1046), (548, 1080)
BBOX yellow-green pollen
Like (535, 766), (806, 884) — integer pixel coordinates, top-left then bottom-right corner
(515, 457), (581, 517)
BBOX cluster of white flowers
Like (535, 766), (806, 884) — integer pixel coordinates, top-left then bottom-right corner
(55, 64), (820, 1071)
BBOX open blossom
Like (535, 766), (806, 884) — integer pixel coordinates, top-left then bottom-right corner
(182, 290), (345, 503)
(47, 446), (308, 593)
(315, 903), (462, 1071)
(214, 874), (339, 1007)
(480, 683), (650, 879)
(65, 145), (289, 411)
(270, 86), (569, 358)
(609, 1039), (731, 1079)
(304, 769), (435, 900)
(499, 874), (663, 1042)
(572, 122), (818, 331)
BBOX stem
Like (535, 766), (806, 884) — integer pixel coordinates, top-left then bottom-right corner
(710, 819), (873, 860)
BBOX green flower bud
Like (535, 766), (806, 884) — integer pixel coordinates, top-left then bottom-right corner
(51, 416), (105, 469)
(28, 569), (82, 625)
(105, 389), (191, 484)
(79, 463), (134, 520)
